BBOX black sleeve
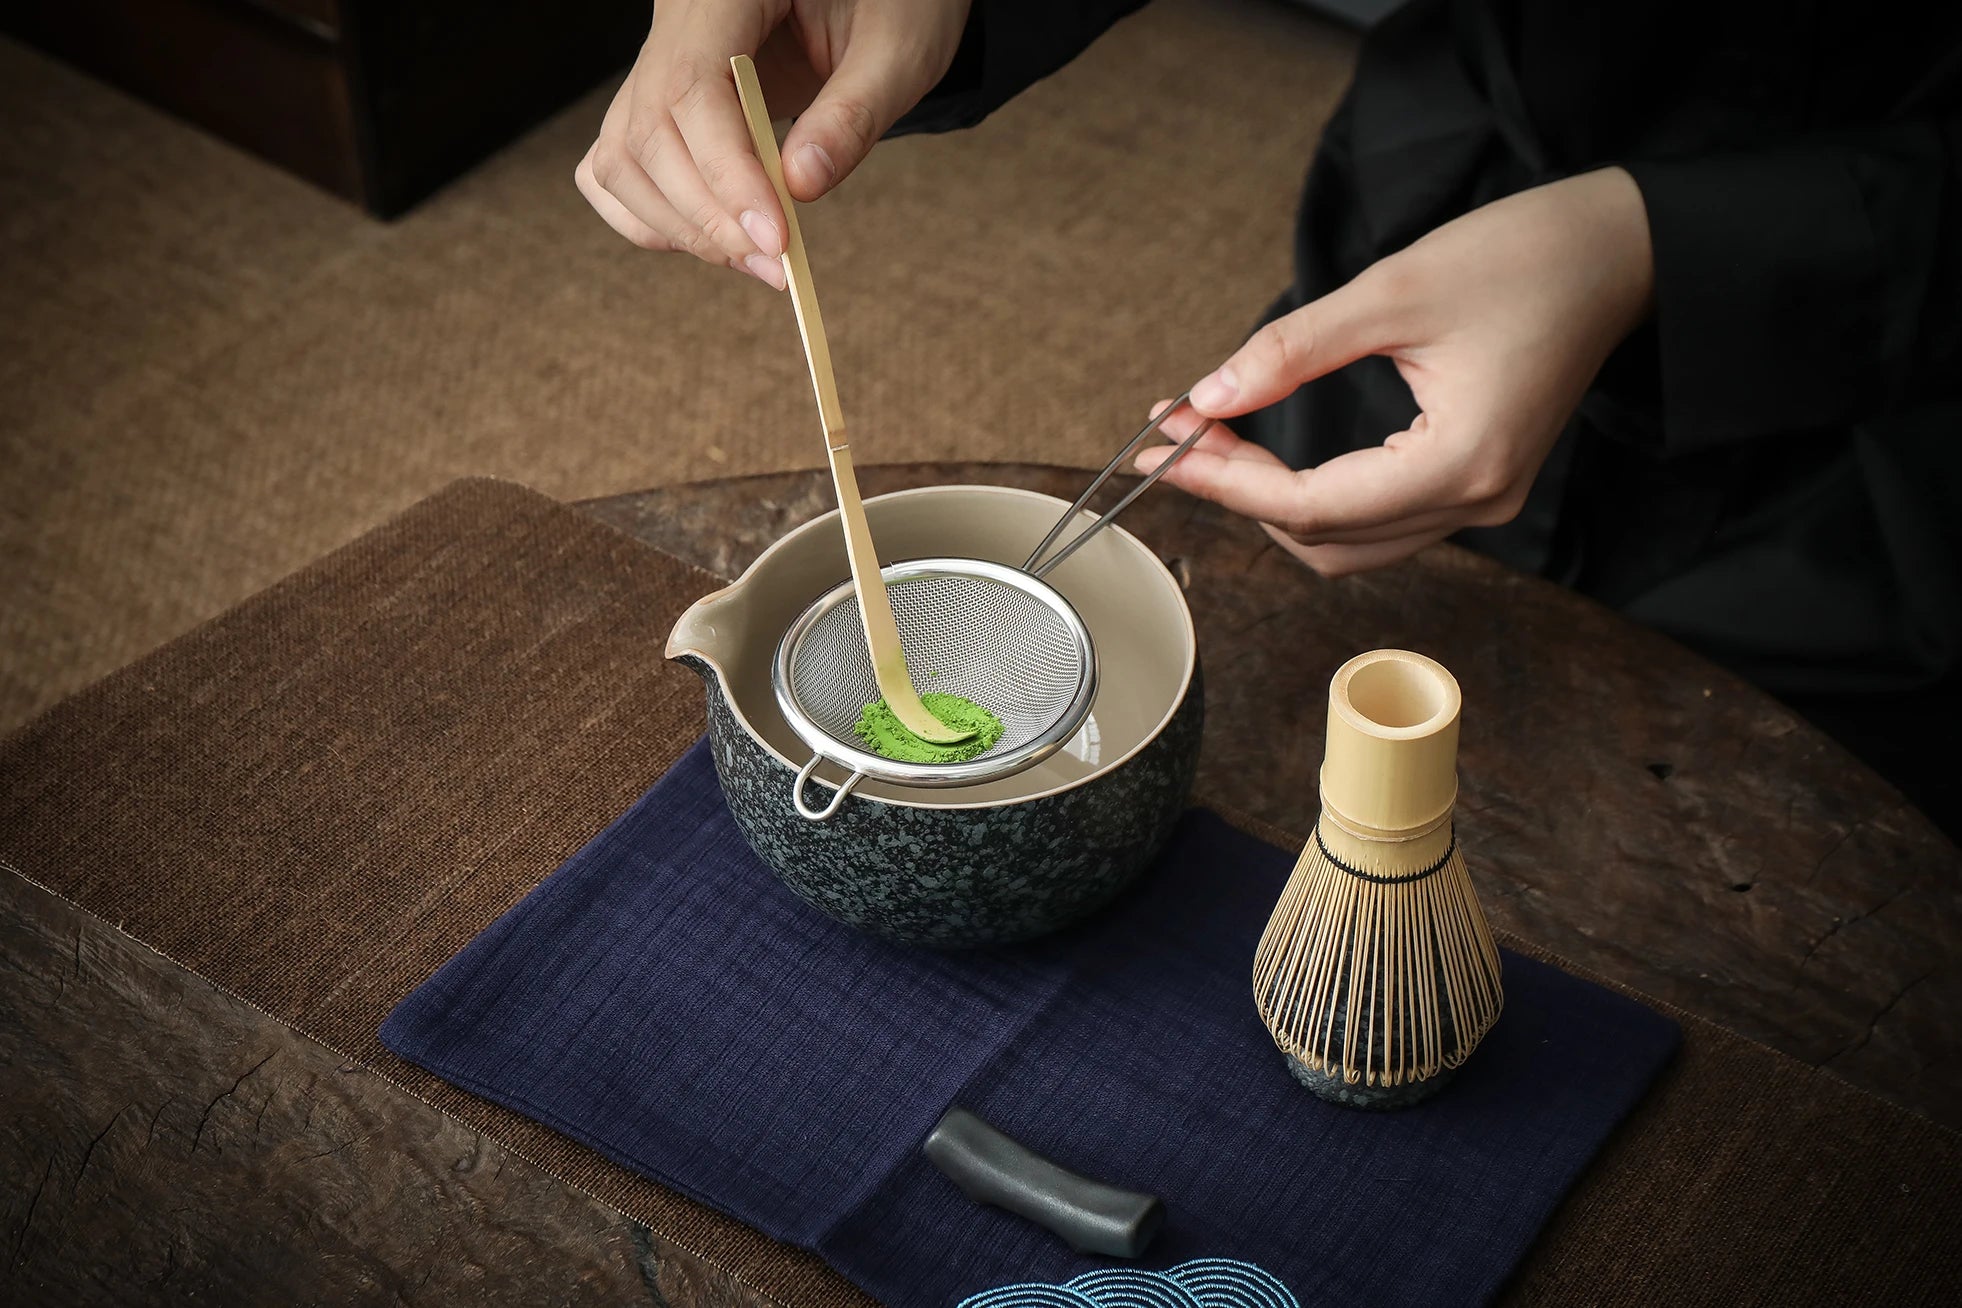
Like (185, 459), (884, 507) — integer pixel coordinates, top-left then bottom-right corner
(890, 0), (1153, 136)
(1621, 113), (1962, 452)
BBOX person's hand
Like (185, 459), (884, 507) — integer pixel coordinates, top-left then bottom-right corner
(575, 0), (972, 289)
(1137, 167), (1655, 576)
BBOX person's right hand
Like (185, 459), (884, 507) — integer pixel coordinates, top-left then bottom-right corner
(1136, 167), (1655, 578)
(575, 0), (973, 289)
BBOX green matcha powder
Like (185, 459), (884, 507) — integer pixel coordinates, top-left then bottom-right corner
(854, 693), (1005, 764)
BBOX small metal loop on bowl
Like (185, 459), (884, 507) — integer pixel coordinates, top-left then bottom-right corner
(792, 754), (863, 821)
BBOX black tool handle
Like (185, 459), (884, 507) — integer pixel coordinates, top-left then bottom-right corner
(921, 1107), (1164, 1258)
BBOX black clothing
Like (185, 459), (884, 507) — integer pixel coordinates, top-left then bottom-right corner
(900, 1), (1962, 825)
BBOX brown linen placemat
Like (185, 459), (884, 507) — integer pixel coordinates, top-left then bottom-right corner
(2, 478), (1956, 1305)
(0, 478), (844, 1305)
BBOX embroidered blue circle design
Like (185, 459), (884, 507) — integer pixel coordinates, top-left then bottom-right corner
(1065, 1268), (1205, 1308)
(957, 1259), (1298, 1308)
(1165, 1260), (1298, 1308)
(957, 1286), (1100, 1308)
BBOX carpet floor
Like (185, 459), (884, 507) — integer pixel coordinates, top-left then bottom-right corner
(0, 0), (1357, 732)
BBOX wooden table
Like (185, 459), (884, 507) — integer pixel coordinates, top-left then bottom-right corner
(5, 465), (1958, 1304)
(586, 463), (1962, 1129)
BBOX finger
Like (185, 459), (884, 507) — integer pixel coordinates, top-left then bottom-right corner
(628, 113), (755, 265)
(590, 137), (780, 285)
(1269, 522), (1453, 578)
(589, 141), (695, 249)
(1283, 505), (1470, 546)
(1145, 423), (1482, 542)
(1125, 446), (1311, 526)
(592, 136), (720, 260)
(1147, 398), (1243, 443)
(779, 33), (918, 200)
(1305, 424), (1478, 532)
(1134, 432), (1285, 480)
(1145, 409), (1498, 541)
(1255, 427), (1475, 539)
(590, 82), (706, 251)
(1141, 404), (1283, 466)
(581, 81), (672, 248)
(1140, 435), (1469, 546)
(666, 49), (787, 259)
(1188, 277), (1395, 418)
(576, 148), (671, 250)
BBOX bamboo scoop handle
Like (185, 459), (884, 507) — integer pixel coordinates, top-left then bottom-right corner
(729, 55), (969, 745)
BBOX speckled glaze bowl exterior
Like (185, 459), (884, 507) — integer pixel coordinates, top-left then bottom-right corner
(686, 657), (1202, 947)
(666, 484), (1203, 949)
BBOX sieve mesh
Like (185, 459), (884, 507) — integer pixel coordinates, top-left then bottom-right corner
(784, 566), (1090, 768)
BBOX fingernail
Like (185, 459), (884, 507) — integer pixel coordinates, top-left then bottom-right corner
(744, 253), (786, 290)
(1191, 367), (1238, 411)
(794, 143), (836, 188)
(740, 209), (783, 258)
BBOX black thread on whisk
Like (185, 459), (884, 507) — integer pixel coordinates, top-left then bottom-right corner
(1313, 825), (1457, 885)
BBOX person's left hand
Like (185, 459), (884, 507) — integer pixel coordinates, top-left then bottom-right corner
(1136, 167), (1655, 577)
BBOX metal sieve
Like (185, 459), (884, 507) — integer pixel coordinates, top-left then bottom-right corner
(772, 394), (1214, 819)
(774, 559), (1097, 814)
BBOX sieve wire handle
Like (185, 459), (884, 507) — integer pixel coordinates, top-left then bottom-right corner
(1023, 392), (1214, 580)
(792, 754), (864, 821)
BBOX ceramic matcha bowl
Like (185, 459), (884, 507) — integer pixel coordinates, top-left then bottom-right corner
(667, 484), (1202, 947)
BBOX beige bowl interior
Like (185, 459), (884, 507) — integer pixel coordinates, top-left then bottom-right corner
(668, 485), (1196, 808)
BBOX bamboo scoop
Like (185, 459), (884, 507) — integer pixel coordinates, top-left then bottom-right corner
(729, 55), (970, 745)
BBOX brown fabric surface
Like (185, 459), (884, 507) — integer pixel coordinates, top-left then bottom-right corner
(3, 479), (1957, 1305)
(0, 478), (852, 1306)
(0, 0), (1357, 736)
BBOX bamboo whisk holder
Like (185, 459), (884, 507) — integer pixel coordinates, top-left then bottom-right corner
(1253, 650), (1503, 1109)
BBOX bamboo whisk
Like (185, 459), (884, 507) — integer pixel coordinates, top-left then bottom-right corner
(1252, 649), (1503, 1110)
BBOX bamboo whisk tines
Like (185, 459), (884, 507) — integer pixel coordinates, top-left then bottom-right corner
(1252, 650), (1504, 1110)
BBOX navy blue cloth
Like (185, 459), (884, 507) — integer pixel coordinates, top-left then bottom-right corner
(382, 739), (1679, 1306)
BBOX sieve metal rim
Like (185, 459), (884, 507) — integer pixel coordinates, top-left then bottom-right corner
(771, 557), (1099, 790)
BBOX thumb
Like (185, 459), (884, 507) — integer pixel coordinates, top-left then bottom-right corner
(1189, 275), (1395, 418)
(779, 36), (918, 201)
